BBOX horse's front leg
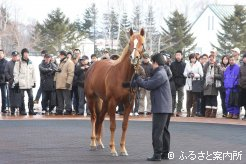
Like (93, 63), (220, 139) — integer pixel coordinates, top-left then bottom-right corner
(120, 100), (134, 156)
(108, 100), (118, 156)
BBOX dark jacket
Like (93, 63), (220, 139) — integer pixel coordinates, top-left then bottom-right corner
(74, 63), (90, 87)
(0, 58), (8, 84)
(164, 65), (175, 96)
(239, 63), (246, 89)
(39, 61), (58, 91)
(170, 60), (186, 87)
(141, 61), (152, 77)
(136, 66), (172, 114)
(4, 60), (16, 87)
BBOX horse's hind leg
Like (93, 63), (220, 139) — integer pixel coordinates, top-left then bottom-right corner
(88, 97), (97, 150)
(96, 99), (106, 149)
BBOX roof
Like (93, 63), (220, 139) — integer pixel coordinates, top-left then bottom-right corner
(209, 4), (234, 20)
(191, 4), (235, 26)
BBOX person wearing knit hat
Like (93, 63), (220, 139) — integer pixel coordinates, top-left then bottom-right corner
(5, 51), (20, 115)
(13, 48), (37, 115)
(231, 47), (241, 65)
(54, 50), (74, 115)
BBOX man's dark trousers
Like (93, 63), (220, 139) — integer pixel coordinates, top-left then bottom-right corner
(152, 113), (171, 157)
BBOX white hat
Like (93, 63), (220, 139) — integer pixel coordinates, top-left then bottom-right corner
(210, 48), (217, 53)
(231, 47), (240, 54)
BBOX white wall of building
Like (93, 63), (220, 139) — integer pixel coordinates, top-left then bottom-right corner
(191, 7), (223, 54)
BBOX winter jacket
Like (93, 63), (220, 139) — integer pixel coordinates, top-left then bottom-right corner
(203, 62), (222, 96)
(170, 60), (186, 87)
(224, 64), (240, 89)
(183, 61), (203, 91)
(136, 66), (172, 114)
(239, 63), (246, 89)
(141, 61), (152, 77)
(13, 59), (36, 89)
(39, 60), (58, 91)
(74, 63), (90, 87)
(218, 63), (228, 89)
(54, 57), (74, 90)
(4, 60), (16, 87)
(0, 58), (8, 84)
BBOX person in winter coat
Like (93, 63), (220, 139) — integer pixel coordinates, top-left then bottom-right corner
(133, 52), (172, 161)
(39, 53), (58, 114)
(4, 51), (20, 115)
(224, 55), (240, 119)
(13, 48), (37, 115)
(183, 53), (203, 117)
(54, 50), (75, 115)
(219, 55), (229, 117)
(139, 52), (152, 115)
(203, 54), (222, 118)
(170, 50), (186, 117)
(0, 49), (8, 114)
(239, 53), (246, 120)
(75, 55), (90, 115)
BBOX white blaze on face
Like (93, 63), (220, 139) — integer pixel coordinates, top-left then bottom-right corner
(131, 39), (138, 59)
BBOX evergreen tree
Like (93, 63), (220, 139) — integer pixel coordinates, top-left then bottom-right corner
(161, 10), (196, 56)
(103, 7), (119, 51)
(33, 8), (80, 54)
(76, 3), (97, 39)
(145, 5), (159, 54)
(132, 5), (142, 32)
(216, 5), (246, 54)
(119, 12), (131, 50)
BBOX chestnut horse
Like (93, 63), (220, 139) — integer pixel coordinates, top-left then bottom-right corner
(84, 28), (145, 156)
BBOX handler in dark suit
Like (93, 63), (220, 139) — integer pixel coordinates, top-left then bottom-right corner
(133, 52), (172, 161)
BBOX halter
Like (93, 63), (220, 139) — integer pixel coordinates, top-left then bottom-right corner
(128, 39), (145, 93)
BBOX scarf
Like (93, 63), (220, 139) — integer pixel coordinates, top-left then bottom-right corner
(205, 64), (214, 86)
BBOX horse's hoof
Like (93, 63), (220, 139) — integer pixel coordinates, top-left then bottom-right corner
(111, 152), (118, 157)
(120, 152), (128, 156)
(97, 144), (105, 149)
(90, 146), (97, 151)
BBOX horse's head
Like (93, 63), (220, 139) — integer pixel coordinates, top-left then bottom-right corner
(129, 28), (145, 66)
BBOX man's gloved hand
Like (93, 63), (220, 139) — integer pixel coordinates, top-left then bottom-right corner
(133, 73), (139, 80)
(32, 83), (36, 88)
(130, 80), (138, 88)
(66, 83), (71, 89)
(14, 83), (20, 93)
(56, 68), (61, 73)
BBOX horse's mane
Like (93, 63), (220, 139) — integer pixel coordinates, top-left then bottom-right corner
(113, 44), (129, 65)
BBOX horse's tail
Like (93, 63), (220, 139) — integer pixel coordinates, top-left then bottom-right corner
(95, 98), (103, 136)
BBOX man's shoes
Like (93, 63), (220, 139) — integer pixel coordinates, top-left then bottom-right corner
(147, 155), (161, 161)
(64, 111), (72, 115)
(29, 111), (37, 115)
(176, 112), (182, 117)
(20, 112), (27, 115)
(55, 112), (63, 115)
(161, 154), (169, 160)
(1, 110), (7, 114)
(77, 112), (84, 115)
(232, 114), (239, 119)
(134, 112), (139, 116)
(226, 113), (233, 119)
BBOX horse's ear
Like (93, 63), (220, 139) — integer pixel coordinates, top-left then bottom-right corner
(129, 28), (133, 36)
(140, 28), (144, 36)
